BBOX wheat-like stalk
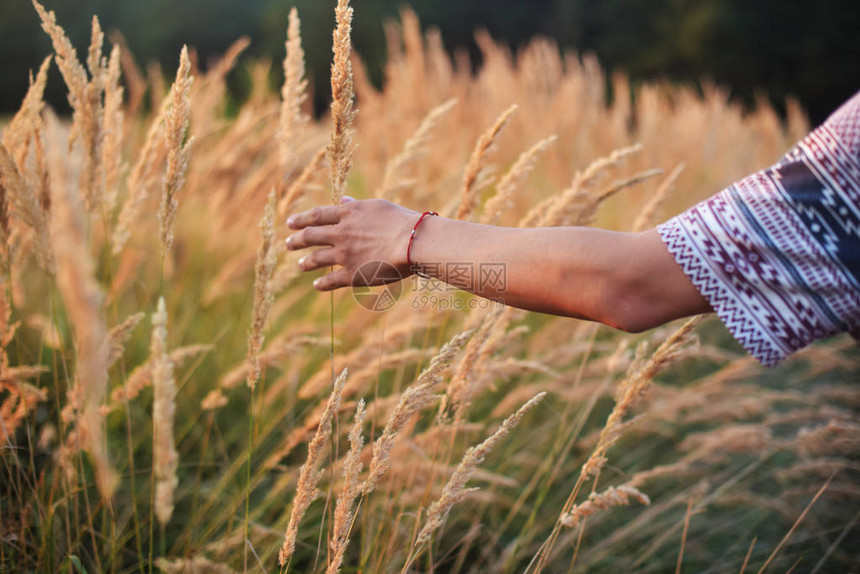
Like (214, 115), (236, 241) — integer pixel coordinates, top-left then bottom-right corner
(631, 162), (685, 232)
(279, 368), (349, 566)
(409, 392), (546, 560)
(362, 330), (472, 495)
(327, 398), (367, 574)
(47, 130), (115, 498)
(246, 189), (277, 390)
(379, 98), (457, 201)
(113, 97), (168, 254)
(559, 484), (651, 528)
(152, 297), (178, 526)
(482, 135), (557, 225)
(101, 44), (124, 215)
(456, 104), (517, 221)
(0, 143), (54, 270)
(280, 7), (309, 167)
(106, 311), (145, 368)
(327, 0), (357, 204)
(2, 56), (51, 162)
(279, 147), (326, 219)
(159, 45), (194, 257)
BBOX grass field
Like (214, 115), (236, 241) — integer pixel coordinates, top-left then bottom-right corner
(1, 1), (858, 572)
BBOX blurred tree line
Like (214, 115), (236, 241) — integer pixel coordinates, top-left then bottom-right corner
(1, 0), (858, 124)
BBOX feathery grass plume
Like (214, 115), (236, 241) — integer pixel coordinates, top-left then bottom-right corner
(280, 7), (309, 166)
(0, 163), (10, 268)
(327, 399), (367, 574)
(519, 143), (643, 228)
(109, 31), (146, 117)
(279, 368), (348, 566)
(455, 104), (517, 221)
(113, 96), (169, 254)
(1, 141), (54, 273)
(362, 329), (472, 495)
(201, 388), (228, 411)
(410, 392), (546, 555)
(2, 56), (51, 162)
(582, 316), (704, 482)
(379, 98), (457, 201)
(159, 45), (194, 257)
(631, 162), (685, 233)
(101, 44), (124, 214)
(327, 0), (357, 204)
(47, 131), (115, 498)
(279, 147), (326, 219)
(482, 135), (557, 225)
(246, 189), (277, 390)
(106, 311), (145, 368)
(560, 484), (651, 528)
(105, 344), (212, 411)
(35, 2), (107, 211)
(152, 297), (178, 525)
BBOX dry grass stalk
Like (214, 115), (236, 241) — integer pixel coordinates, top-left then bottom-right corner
(279, 368), (348, 566)
(327, 0), (357, 204)
(201, 388), (228, 411)
(519, 143), (642, 228)
(159, 46), (194, 256)
(0, 143), (53, 271)
(482, 135), (557, 225)
(456, 104), (517, 220)
(280, 7), (309, 166)
(379, 98), (458, 201)
(559, 484), (651, 528)
(279, 147), (326, 219)
(105, 344), (212, 411)
(106, 311), (145, 367)
(47, 132), (115, 498)
(2, 56), (51, 162)
(631, 162), (684, 232)
(152, 297), (178, 525)
(328, 399), (367, 574)
(101, 44), (125, 214)
(362, 330), (472, 495)
(411, 392), (546, 552)
(246, 189), (277, 390)
(581, 316), (703, 482)
(540, 167), (662, 229)
(37, 3), (107, 212)
(0, 381), (47, 444)
(113, 97), (169, 254)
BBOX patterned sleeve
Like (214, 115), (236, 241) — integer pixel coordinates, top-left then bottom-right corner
(657, 90), (860, 367)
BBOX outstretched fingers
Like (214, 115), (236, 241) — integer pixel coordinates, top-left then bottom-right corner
(298, 248), (339, 272)
(287, 205), (343, 230)
(313, 268), (352, 292)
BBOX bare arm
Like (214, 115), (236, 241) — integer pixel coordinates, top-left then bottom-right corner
(286, 198), (711, 332)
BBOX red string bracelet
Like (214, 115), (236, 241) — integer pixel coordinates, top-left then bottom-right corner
(406, 211), (438, 275)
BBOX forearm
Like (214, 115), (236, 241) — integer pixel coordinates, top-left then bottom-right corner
(285, 199), (711, 331)
(410, 217), (625, 323)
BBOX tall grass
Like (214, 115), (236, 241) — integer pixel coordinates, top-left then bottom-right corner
(0, 1), (857, 573)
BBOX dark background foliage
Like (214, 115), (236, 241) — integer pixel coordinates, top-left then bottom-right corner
(1, 0), (858, 124)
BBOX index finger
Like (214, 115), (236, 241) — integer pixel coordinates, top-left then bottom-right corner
(287, 205), (343, 230)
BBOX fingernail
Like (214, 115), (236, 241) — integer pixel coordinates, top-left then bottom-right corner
(286, 235), (293, 246)
(287, 216), (295, 227)
(298, 256), (306, 267)
(313, 278), (321, 288)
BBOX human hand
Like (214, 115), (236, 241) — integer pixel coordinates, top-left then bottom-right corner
(286, 197), (419, 291)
